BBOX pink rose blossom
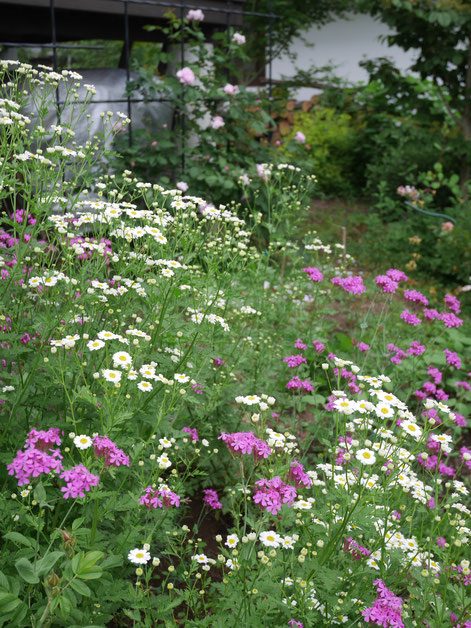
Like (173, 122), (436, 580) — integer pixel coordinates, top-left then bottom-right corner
(223, 83), (239, 96)
(176, 67), (196, 85)
(186, 9), (204, 21)
(211, 115), (225, 129)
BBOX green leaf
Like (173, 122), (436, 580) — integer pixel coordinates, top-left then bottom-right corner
(77, 551), (104, 572)
(33, 482), (46, 504)
(69, 578), (91, 597)
(15, 558), (39, 584)
(36, 551), (64, 577)
(59, 595), (72, 619)
(4, 532), (36, 549)
(0, 592), (21, 614)
(77, 566), (102, 580)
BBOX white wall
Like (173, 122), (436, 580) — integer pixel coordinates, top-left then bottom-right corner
(272, 13), (417, 101)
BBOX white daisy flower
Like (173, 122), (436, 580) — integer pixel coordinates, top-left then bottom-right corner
(157, 454), (172, 469)
(137, 381), (153, 392)
(401, 420), (422, 440)
(375, 403), (394, 419)
(174, 373), (189, 383)
(74, 434), (93, 449)
(225, 534), (239, 548)
(356, 448), (376, 465)
(128, 548), (151, 564)
(102, 369), (122, 383)
(112, 351), (132, 368)
(259, 531), (282, 548)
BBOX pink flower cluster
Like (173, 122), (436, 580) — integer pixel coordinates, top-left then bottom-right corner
(302, 267), (323, 282)
(362, 579), (404, 628)
(400, 309), (422, 326)
(182, 426), (199, 442)
(313, 340), (325, 354)
(357, 341), (370, 352)
(203, 488), (222, 510)
(404, 289), (428, 306)
(344, 537), (371, 560)
(294, 338), (306, 350)
(387, 341), (425, 365)
(386, 268), (408, 282)
(418, 454), (455, 477)
(445, 293), (461, 314)
(253, 476), (297, 515)
(286, 376), (313, 393)
(444, 349), (461, 369)
(219, 431), (271, 460)
(60, 464), (100, 499)
(375, 275), (399, 293)
(331, 275), (366, 295)
(139, 486), (180, 509)
(93, 435), (129, 467)
(287, 460), (312, 489)
(283, 354), (307, 368)
(8, 446), (63, 486)
(25, 427), (61, 450)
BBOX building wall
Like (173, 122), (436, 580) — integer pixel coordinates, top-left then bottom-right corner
(271, 13), (417, 101)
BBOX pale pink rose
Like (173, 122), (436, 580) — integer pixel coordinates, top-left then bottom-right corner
(294, 131), (306, 143)
(176, 67), (195, 85)
(223, 83), (239, 96)
(176, 181), (188, 192)
(442, 221), (454, 232)
(186, 9), (204, 21)
(211, 115), (225, 129)
(232, 33), (246, 45)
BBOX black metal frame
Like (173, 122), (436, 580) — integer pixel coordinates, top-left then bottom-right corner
(1, 0), (277, 173)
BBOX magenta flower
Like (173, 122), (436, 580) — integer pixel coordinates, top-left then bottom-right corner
(444, 349), (461, 369)
(182, 427), (199, 442)
(60, 464), (99, 499)
(344, 537), (371, 560)
(139, 486), (180, 509)
(8, 447), (63, 486)
(400, 310), (422, 326)
(375, 274), (398, 293)
(203, 488), (222, 510)
(303, 267), (323, 282)
(313, 340), (325, 353)
(283, 354), (307, 368)
(362, 579), (404, 627)
(93, 435), (129, 467)
(176, 67), (196, 85)
(331, 275), (366, 295)
(441, 312), (463, 328)
(294, 338), (307, 351)
(287, 460), (312, 489)
(436, 537), (446, 547)
(404, 289), (428, 306)
(25, 427), (61, 450)
(253, 476), (296, 515)
(424, 308), (441, 321)
(286, 376), (313, 393)
(357, 342), (370, 352)
(445, 293), (461, 314)
(386, 268), (408, 282)
(219, 431), (271, 460)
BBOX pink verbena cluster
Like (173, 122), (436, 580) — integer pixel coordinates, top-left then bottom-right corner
(25, 427), (62, 450)
(93, 435), (130, 467)
(444, 349), (461, 369)
(362, 579), (404, 627)
(287, 460), (312, 489)
(313, 340), (325, 353)
(139, 486), (181, 509)
(375, 275), (398, 293)
(60, 464), (100, 499)
(253, 476), (297, 515)
(344, 537), (371, 560)
(331, 275), (366, 295)
(445, 293), (461, 314)
(357, 341), (370, 352)
(441, 312), (463, 328)
(387, 341), (425, 365)
(400, 310), (422, 326)
(203, 488), (222, 510)
(302, 267), (323, 282)
(294, 338), (307, 350)
(286, 376), (314, 393)
(404, 289), (428, 306)
(7, 446), (63, 486)
(283, 354), (307, 368)
(386, 268), (408, 282)
(219, 431), (271, 460)
(182, 426), (199, 441)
